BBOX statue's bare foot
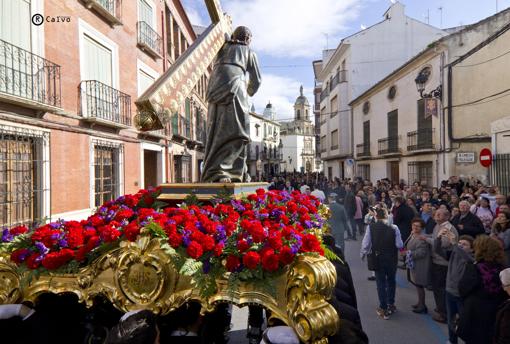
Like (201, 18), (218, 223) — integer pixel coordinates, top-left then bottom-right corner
(219, 177), (231, 183)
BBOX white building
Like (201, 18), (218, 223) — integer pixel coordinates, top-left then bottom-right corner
(349, 7), (510, 187)
(280, 87), (317, 173)
(247, 104), (282, 180)
(314, 1), (447, 181)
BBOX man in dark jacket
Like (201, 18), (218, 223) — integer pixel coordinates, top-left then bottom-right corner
(393, 196), (415, 243)
(451, 201), (485, 238)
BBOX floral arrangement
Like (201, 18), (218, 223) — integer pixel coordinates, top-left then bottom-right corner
(0, 188), (333, 296)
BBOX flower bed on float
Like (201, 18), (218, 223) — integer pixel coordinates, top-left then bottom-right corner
(0, 188), (334, 296)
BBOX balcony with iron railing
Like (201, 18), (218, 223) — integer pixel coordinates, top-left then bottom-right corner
(0, 39), (61, 110)
(137, 21), (162, 58)
(356, 143), (371, 158)
(82, 0), (122, 25)
(320, 88), (329, 102)
(79, 80), (131, 127)
(329, 70), (347, 91)
(407, 128), (435, 152)
(378, 136), (401, 155)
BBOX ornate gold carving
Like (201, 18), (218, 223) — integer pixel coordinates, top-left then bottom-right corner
(0, 233), (339, 343)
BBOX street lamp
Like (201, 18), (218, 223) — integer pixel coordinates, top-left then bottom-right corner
(415, 68), (442, 100)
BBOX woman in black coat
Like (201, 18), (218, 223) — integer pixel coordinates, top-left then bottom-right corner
(457, 236), (507, 344)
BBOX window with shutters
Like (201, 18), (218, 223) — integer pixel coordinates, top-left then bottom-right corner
(331, 129), (338, 150)
(93, 142), (122, 207)
(0, 0), (31, 51)
(330, 96), (338, 117)
(83, 35), (113, 86)
(0, 126), (49, 228)
(357, 164), (370, 181)
(138, 0), (154, 28)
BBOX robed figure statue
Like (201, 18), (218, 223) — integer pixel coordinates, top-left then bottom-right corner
(200, 26), (261, 183)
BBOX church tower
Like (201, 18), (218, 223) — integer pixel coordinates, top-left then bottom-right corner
(263, 101), (276, 120)
(294, 85), (310, 121)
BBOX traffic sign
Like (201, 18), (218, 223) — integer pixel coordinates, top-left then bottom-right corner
(479, 148), (492, 167)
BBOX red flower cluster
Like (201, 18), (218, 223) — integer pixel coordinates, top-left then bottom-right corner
(4, 187), (326, 281)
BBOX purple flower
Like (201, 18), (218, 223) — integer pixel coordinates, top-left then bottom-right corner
(58, 239), (68, 248)
(49, 222), (60, 229)
(17, 250), (31, 262)
(2, 229), (13, 243)
(182, 231), (191, 246)
(304, 220), (313, 229)
(35, 241), (49, 255)
(202, 260), (211, 274)
(231, 200), (246, 212)
(35, 254), (44, 263)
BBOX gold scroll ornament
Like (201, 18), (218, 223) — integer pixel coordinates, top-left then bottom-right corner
(135, 0), (232, 131)
(0, 231), (340, 343)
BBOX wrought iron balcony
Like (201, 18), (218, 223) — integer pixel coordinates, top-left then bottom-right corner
(356, 143), (371, 157)
(79, 80), (131, 127)
(137, 21), (162, 58)
(320, 88), (329, 102)
(378, 136), (401, 155)
(0, 39), (61, 109)
(82, 0), (122, 25)
(407, 128), (435, 152)
(329, 70), (346, 91)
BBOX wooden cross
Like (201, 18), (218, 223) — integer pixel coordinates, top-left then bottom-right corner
(135, 0), (232, 131)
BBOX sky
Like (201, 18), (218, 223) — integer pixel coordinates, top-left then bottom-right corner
(181, 0), (510, 122)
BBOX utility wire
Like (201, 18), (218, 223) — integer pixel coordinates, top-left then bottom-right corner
(454, 48), (510, 68)
(451, 87), (510, 108)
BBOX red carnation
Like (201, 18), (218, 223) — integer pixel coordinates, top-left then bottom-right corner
(89, 215), (104, 227)
(10, 248), (31, 264)
(186, 241), (203, 259)
(98, 225), (121, 243)
(248, 222), (266, 243)
(226, 255), (240, 272)
(255, 188), (265, 196)
(168, 232), (183, 248)
(114, 208), (135, 222)
(261, 250), (279, 272)
(26, 253), (41, 269)
(201, 235), (215, 251)
(124, 221), (140, 242)
(86, 236), (101, 251)
(242, 251), (260, 270)
(213, 243), (224, 257)
(66, 227), (84, 249)
(268, 232), (283, 251)
(41, 249), (74, 270)
(278, 246), (295, 265)
(237, 239), (250, 253)
(247, 194), (259, 202)
(10, 225), (28, 236)
(301, 234), (322, 253)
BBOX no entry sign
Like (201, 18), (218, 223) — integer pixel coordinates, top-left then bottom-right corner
(479, 148), (492, 167)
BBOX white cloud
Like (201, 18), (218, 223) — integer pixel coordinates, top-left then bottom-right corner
(180, 0), (209, 26)
(249, 74), (313, 121)
(224, 0), (362, 58)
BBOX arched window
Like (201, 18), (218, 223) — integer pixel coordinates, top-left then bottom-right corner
(297, 109), (301, 119)
(256, 145), (259, 159)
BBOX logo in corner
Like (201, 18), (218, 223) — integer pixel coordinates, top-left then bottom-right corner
(32, 14), (44, 26)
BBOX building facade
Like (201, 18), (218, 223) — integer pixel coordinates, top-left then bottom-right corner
(0, 0), (210, 226)
(349, 8), (510, 187)
(314, 2), (446, 182)
(247, 103), (282, 180)
(280, 87), (317, 173)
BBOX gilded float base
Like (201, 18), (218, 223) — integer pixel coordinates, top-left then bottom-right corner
(0, 233), (339, 343)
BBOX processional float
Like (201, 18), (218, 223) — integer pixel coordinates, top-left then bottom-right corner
(0, 1), (340, 342)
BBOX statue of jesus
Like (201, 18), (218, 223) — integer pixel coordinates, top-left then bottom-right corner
(200, 26), (261, 183)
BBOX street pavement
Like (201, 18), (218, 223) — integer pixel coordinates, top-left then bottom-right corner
(344, 237), (454, 344)
(228, 236), (457, 344)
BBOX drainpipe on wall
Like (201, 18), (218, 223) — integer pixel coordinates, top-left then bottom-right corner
(161, 7), (170, 183)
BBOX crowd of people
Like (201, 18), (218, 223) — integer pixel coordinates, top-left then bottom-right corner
(268, 172), (510, 344)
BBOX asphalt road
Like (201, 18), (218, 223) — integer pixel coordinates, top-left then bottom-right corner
(227, 237), (457, 344)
